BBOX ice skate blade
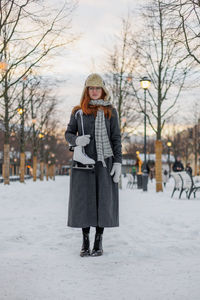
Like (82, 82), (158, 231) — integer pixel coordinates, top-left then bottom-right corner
(73, 165), (95, 170)
(73, 162), (95, 170)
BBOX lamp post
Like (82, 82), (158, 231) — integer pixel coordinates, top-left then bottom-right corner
(0, 61), (11, 185)
(167, 141), (172, 176)
(49, 153), (56, 180)
(17, 101), (26, 183)
(140, 76), (151, 191)
(44, 144), (50, 181)
(39, 132), (45, 181)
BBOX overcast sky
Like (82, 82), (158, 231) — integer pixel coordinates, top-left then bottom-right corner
(45, 0), (199, 134)
(46, 0), (142, 125)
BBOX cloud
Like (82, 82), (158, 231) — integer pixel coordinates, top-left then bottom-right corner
(79, 0), (113, 6)
(42, 0), (143, 126)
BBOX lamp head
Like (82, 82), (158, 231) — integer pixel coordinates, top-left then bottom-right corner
(140, 77), (151, 89)
(17, 107), (24, 115)
(167, 141), (172, 147)
(39, 133), (44, 139)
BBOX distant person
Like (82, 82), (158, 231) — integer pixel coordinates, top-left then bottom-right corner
(150, 166), (155, 181)
(163, 169), (168, 187)
(132, 165), (136, 181)
(172, 156), (184, 172)
(185, 163), (192, 176)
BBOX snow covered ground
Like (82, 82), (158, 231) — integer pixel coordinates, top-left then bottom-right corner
(0, 175), (200, 300)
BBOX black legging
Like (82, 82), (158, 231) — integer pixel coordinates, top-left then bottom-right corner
(82, 226), (104, 234)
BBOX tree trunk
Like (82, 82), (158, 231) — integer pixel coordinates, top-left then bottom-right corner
(11, 164), (14, 176)
(16, 165), (19, 176)
(194, 152), (198, 176)
(20, 152), (25, 183)
(3, 144), (10, 185)
(52, 164), (55, 180)
(40, 162), (44, 181)
(155, 140), (163, 192)
(46, 163), (49, 181)
(49, 165), (52, 179)
(33, 156), (37, 181)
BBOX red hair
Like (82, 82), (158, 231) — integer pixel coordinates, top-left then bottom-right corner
(72, 87), (112, 119)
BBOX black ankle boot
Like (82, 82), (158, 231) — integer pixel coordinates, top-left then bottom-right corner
(91, 233), (103, 256)
(80, 233), (90, 257)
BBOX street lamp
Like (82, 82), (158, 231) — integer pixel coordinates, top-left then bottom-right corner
(167, 141), (172, 176)
(140, 76), (151, 191)
(17, 107), (24, 115)
(39, 133), (44, 139)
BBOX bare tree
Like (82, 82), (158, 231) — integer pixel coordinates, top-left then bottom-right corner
(0, 0), (77, 184)
(165, 100), (200, 175)
(183, 101), (200, 174)
(163, 0), (200, 64)
(129, 0), (194, 191)
(104, 15), (142, 144)
(24, 74), (58, 181)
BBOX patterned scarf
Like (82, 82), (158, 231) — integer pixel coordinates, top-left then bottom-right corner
(89, 99), (114, 167)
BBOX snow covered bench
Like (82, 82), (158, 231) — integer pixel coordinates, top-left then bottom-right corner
(126, 173), (136, 189)
(187, 174), (200, 199)
(0, 175), (32, 183)
(171, 171), (200, 199)
(171, 172), (182, 198)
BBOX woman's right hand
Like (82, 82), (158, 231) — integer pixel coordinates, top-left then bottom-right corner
(75, 135), (91, 146)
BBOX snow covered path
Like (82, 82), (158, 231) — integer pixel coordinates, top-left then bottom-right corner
(0, 176), (200, 300)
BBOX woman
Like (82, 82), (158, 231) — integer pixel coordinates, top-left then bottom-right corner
(65, 73), (122, 257)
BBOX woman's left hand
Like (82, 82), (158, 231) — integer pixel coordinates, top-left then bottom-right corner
(110, 163), (122, 183)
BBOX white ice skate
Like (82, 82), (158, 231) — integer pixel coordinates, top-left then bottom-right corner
(73, 145), (95, 169)
(73, 109), (95, 170)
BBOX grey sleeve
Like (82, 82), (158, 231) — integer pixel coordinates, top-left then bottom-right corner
(64, 112), (78, 146)
(110, 108), (122, 163)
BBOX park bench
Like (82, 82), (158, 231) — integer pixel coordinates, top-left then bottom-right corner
(187, 175), (200, 199)
(171, 172), (182, 198)
(0, 175), (32, 183)
(171, 171), (200, 199)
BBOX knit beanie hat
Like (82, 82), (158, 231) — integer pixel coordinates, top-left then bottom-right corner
(80, 73), (110, 102)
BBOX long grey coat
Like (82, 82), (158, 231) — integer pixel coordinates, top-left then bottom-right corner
(65, 107), (122, 228)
